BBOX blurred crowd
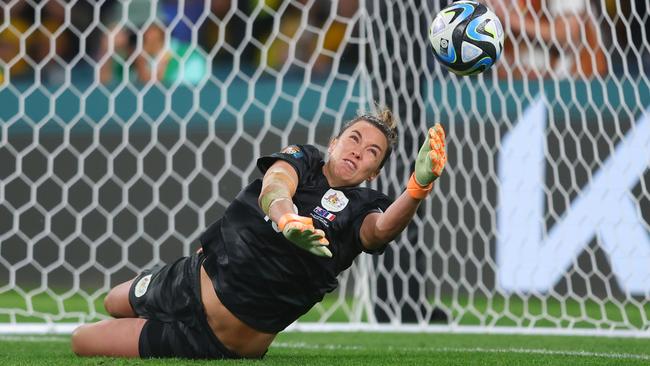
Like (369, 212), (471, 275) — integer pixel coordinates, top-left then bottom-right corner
(0, 0), (648, 85)
(0, 0), (359, 85)
(488, 0), (649, 79)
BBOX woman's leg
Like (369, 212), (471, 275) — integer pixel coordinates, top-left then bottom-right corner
(104, 279), (136, 318)
(71, 318), (147, 357)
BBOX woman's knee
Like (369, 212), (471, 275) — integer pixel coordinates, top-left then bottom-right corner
(103, 289), (122, 316)
(103, 290), (118, 315)
(71, 319), (145, 358)
(104, 281), (135, 317)
(70, 324), (92, 356)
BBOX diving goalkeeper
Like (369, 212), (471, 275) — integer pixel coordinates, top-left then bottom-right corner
(71, 107), (447, 359)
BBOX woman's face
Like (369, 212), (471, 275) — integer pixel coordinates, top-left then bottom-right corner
(326, 120), (388, 187)
(143, 26), (165, 56)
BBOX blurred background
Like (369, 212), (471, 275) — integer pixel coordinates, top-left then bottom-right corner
(0, 0), (648, 84)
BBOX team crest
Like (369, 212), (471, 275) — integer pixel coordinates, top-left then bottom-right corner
(281, 145), (303, 158)
(134, 274), (152, 298)
(321, 189), (348, 212)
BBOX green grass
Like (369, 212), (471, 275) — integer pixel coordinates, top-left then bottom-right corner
(1, 332), (650, 365)
(437, 294), (650, 329)
(2, 289), (649, 330)
(0, 290), (107, 323)
(2, 290), (650, 365)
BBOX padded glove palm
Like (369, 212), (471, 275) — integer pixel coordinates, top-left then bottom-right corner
(408, 123), (447, 199)
(278, 213), (332, 258)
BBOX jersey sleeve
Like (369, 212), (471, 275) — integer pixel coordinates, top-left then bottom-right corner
(347, 190), (393, 254)
(256, 144), (322, 182)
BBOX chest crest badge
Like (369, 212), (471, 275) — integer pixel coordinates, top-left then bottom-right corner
(321, 189), (349, 212)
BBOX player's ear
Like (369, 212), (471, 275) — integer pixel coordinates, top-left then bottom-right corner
(328, 138), (337, 154)
(366, 170), (379, 182)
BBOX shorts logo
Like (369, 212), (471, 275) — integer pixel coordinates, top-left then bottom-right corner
(134, 274), (152, 298)
(281, 145), (304, 158)
(313, 206), (336, 221)
(321, 189), (348, 212)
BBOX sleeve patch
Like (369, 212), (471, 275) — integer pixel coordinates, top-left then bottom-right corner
(281, 145), (304, 158)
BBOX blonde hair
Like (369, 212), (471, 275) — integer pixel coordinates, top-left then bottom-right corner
(337, 104), (399, 169)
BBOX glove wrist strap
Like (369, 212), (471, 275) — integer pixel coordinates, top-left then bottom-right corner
(278, 212), (303, 231)
(407, 173), (433, 200)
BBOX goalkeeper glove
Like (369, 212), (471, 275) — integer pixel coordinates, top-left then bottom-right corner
(277, 213), (332, 258)
(407, 123), (447, 200)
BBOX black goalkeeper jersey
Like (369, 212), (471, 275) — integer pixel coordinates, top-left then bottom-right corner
(200, 144), (393, 333)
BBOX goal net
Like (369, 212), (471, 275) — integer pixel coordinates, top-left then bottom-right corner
(1, 0), (649, 336)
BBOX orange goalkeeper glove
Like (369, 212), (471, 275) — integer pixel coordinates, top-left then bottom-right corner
(277, 213), (332, 258)
(407, 123), (447, 200)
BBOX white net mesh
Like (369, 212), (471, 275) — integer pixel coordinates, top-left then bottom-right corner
(0, 0), (649, 335)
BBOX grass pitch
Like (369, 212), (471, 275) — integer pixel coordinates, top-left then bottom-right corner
(2, 291), (649, 365)
(1, 332), (650, 365)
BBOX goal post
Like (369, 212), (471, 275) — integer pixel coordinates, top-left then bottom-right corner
(1, 0), (649, 336)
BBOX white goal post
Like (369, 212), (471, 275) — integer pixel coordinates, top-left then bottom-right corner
(1, 0), (649, 337)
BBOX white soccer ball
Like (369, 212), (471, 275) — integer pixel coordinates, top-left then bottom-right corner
(429, 1), (504, 76)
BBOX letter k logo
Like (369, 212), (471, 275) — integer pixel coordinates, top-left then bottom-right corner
(497, 98), (650, 294)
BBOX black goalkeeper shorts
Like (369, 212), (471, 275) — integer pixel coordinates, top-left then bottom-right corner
(128, 253), (241, 359)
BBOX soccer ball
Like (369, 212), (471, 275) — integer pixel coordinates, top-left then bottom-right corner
(429, 1), (504, 76)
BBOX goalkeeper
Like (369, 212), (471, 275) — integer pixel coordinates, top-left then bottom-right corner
(71, 107), (447, 359)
